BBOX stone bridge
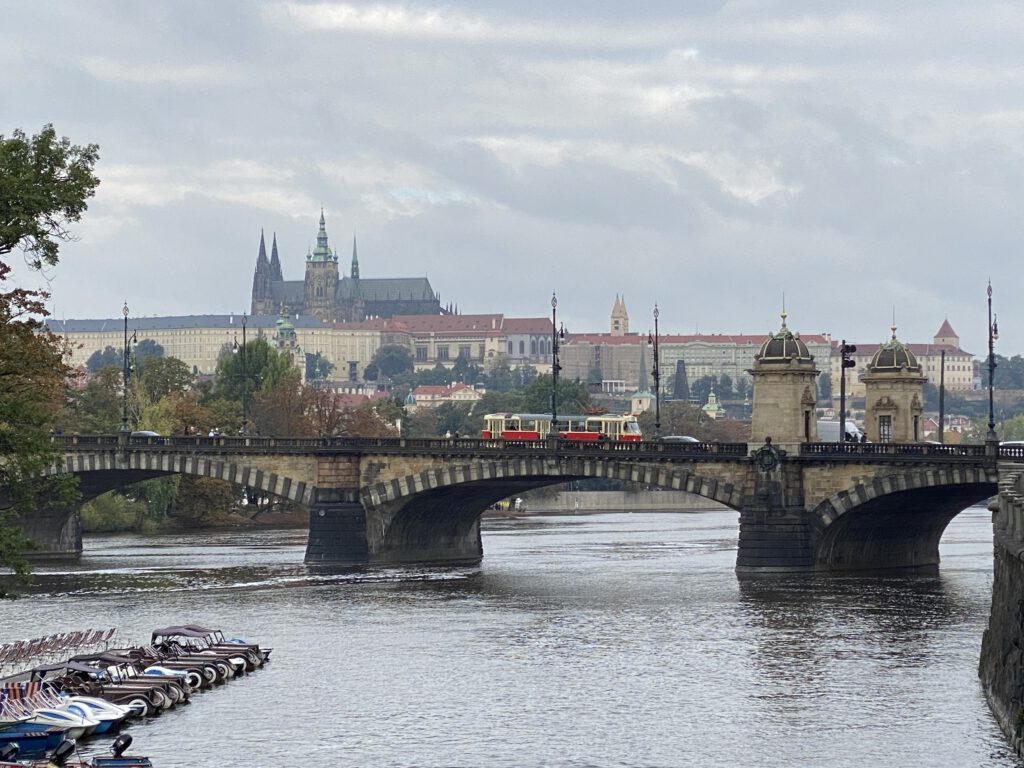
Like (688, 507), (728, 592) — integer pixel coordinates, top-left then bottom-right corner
(20, 434), (1010, 574)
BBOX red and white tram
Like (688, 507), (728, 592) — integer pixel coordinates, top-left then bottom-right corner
(481, 413), (643, 442)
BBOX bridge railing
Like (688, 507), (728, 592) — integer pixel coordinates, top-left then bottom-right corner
(54, 434), (1009, 463)
(53, 434), (750, 459)
(801, 442), (987, 458)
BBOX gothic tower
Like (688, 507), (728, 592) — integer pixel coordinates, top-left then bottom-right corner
(250, 230), (273, 315)
(269, 233), (284, 281)
(348, 234), (364, 322)
(304, 209), (340, 322)
(611, 294), (629, 336)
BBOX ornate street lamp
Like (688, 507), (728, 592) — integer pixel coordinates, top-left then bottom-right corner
(648, 304), (661, 439)
(839, 340), (857, 442)
(987, 281), (999, 442)
(120, 302), (136, 436)
(551, 292), (562, 436)
(235, 312), (249, 436)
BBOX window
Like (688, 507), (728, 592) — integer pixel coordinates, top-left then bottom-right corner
(416, 346), (427, 361)
(437, 345), (450, 361)
(879, 415), (892, 443)
(459, 345), (471, 359)
(530, 339), (537, 356)
(507, 341), (513, 354)
(518, 341), (525, 355)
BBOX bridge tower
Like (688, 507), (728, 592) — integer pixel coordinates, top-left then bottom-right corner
(862, 325), (925, 443)
(748, 311), (819, 447)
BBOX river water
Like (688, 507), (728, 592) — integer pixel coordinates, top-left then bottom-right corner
(1, 507), (1019, 768)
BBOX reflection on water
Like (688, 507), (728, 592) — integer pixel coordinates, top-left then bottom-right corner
(0, 508), (1018, 767)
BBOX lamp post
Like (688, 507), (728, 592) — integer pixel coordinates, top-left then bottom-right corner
(120, 302), (133, 436)
(938, 349), (946, 444)
(649, 304), (661, 440)
(839, 340), (856, 442)
(240, 313), (249, 436)
(551, 292), (562, 437)
(987, 281), (999, 442)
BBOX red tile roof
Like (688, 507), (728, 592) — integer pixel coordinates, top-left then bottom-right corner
(391, 314), (505, 333)
(935, 318), (958, 339)
(503, 317), (554, 334)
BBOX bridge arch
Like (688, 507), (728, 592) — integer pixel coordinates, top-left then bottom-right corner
(809, 465), (997, 570)
(358, 456), (747, 564)
(49, 451), (315, 506)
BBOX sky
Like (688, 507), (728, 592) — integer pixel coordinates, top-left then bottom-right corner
(4, 1), (1023, 357)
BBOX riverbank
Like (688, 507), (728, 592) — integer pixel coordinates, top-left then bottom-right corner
(980, 467), (1024, 758)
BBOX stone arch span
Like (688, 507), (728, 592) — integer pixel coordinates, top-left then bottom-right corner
(810, 465), (998, 570)
(49, 451), (315, 507)
(357, 456), (747, 565)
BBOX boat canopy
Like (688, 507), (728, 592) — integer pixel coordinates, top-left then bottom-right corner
(29, 661), (106, 679)
(150, 625), (219, 642)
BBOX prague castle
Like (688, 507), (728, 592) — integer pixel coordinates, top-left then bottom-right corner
(250, 210), (443, 322)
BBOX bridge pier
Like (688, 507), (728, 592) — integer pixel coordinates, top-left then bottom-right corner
(305, 492), (369, 565)
(16, 504), (82, 562)
(736, 455), (814, 572)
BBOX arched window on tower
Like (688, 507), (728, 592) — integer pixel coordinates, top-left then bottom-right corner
(530, 339), (537, 356)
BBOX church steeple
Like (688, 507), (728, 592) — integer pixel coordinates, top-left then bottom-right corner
(309, 207), (335, 262)
(256, 230), (269, 273)
(251, 230), (272, 315)
(611, 293), (629, 336)
(269, 233), (283, 281)
(351, 233), (360, 280)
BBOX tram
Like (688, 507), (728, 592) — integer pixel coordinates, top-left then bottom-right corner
(481, 413), (643, 442)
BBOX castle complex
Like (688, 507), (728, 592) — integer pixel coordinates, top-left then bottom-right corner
(250, 211), (443, 322)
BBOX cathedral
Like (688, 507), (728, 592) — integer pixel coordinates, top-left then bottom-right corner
(250, 210), (443, 322)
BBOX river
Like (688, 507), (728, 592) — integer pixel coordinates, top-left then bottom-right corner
(1, 507), (1019, 767)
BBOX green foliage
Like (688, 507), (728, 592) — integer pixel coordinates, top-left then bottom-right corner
(305, 352), (333, 382)
(59, 367), (121, 433)
(371, 345), (414, 379)
(80, 492), (146, 533)
(85, 346), (122, 374)
(486, 359), (517, 392)
(0, 511), (35, 596)
(637, 401), (745, 441)
(136, 356), (193, 402)
(133, 338), (164, 363)
(0, 125), (100, 268)
(216, 337), (299, 402)
(518, 374), (591, 415)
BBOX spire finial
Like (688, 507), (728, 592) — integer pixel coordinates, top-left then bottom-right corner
(780, 292), (787, 329)
(891, 306), (897, 340)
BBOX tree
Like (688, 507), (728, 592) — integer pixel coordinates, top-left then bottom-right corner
(519, 374), (591, 415)
(371, 345), (414, 379)
(0, 125), (100, 268)
(136, 356), (193, 403)
(216, 337), (300, 402)
(305, 352), (333, 383)
(0, 125), (100, 590)
(133, 339), (164, 364)
(85, 345), (122, 374)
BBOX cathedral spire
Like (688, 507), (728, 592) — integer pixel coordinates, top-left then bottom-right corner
(310, 208), (334, 261)
(255, 230), (269, 273)
(351, 233), (360, 279)
(251, 229), (272, 315)
(269, 232), (283, 281)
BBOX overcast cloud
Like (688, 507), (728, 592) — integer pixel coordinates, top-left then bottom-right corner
(4, 0), (1023, 355)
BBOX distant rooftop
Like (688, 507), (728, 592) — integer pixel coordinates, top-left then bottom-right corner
(45, 314), (327, 334)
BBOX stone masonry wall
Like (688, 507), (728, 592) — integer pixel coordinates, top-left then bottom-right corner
(980, 463), (1024, 757)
